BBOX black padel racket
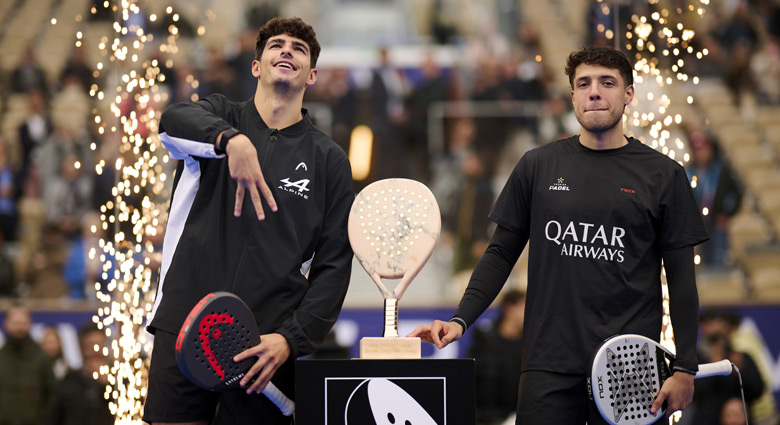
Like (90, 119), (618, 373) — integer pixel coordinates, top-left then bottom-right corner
(175, 292), (295, 416)
(589, 334), (733, 425)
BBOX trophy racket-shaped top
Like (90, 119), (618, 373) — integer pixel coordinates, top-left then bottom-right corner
(348, 178), (441, 301)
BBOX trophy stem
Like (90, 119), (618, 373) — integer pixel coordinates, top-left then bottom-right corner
(382, 298), (399, 338)
(359, 297), (419, 359)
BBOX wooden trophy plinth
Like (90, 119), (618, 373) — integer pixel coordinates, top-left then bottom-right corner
(359, 336), (421, 359)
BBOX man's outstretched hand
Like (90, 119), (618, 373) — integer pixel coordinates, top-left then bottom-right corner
(407, 320), (463, 349)
(220, 133), (277, 220)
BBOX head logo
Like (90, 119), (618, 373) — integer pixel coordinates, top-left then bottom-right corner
(549, 177), (571, 191)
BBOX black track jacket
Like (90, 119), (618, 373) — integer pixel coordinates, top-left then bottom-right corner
(147, 94), (354, 360)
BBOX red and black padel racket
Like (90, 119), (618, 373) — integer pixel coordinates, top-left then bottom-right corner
(175, 291), (295, 416)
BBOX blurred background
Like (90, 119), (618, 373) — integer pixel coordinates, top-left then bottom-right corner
(0, 0), (778, 424)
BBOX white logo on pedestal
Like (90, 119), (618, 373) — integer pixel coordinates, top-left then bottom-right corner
(343, 378), (440, 425)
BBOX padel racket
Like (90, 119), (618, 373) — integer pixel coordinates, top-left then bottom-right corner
(175, 291), (295, 416)
(588, 334), (733, 425)
(348, 178), (441, 337)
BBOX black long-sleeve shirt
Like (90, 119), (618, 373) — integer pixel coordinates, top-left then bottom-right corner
(147, 94), (354, 361)
(453, 136), (707, 374)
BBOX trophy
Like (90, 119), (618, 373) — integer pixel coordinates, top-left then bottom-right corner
(348, 178), (441, 359)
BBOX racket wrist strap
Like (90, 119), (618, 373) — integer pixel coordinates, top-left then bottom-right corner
(450, 317), (467, 333)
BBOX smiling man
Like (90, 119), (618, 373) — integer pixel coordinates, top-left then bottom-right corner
(409, 46), (708, 424)
(143, 17), (354, 425)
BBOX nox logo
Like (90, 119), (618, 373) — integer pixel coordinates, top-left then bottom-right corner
(279, 178), (311, 199)
(605, 344), (655, 422)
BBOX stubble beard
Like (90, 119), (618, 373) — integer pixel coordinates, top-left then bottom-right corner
(577, 109), (624, 134)
(272, 79), (295, 98)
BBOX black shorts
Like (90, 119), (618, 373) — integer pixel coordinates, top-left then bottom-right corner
(142, 329), (293, 425)
(515, 371), (665, 425)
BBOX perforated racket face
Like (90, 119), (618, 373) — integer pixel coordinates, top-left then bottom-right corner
(348, 179), (441, 294)
(590, 334), (672, 425)
(175, 292), (260, 391)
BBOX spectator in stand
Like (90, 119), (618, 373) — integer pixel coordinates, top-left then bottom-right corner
(27, 224), (69, 298)
(430, 118), (477, 240)
(690, 310), (764, 425)
(450, 147), (495, 273)
(201, 46), (244, 101)
(37, 124), (93, 196)
(405, 51), (450, 181)
(0, 137), (18, 241)
(691, 34), (728, 79)
(0, 230), (16, 297)
(47, 323), (113, 425)
(307, 66), (357, 152)
(59, 46), (94, 92)
(63, 212), (104, 299)
(713, 2), (759, 54)
(40, 325), (69, 381)
(369, 46), (410, 179)
(469, 289), (526, 425)
(710, 3), (760, 102)
(228, 29), (265, 96)
(497, 49), (544, 102)
(720, 397), (748, 425)
(11, 46), (48, 95)
(471, 56), (503, 101)
(725, 40), (757, 103)
(750, 36), (780, 105)
(685, 127), (743, 267)
(17, 89), (54, 199)
(44, 153), (94, 239)
(0, 305), (57, 425)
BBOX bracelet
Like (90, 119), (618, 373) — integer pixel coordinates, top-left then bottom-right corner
(218, 128), (242, 153)
(449, 317), (467, 333)
(672, 365), (697, 376)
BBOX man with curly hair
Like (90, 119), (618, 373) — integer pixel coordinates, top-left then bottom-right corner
(410, 46), (707, 424)
(143, 17), (354, 425)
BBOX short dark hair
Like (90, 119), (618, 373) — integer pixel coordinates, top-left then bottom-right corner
(255, 17), (321, 68)
(565, 46), (633, 88)
(501, 289), (526, 308)
(78, 322), (103, 342)
(699, 309), (742, 328)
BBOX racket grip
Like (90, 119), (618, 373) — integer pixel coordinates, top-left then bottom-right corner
(695, 359), (733, 378)
(262, 382), (295, 416)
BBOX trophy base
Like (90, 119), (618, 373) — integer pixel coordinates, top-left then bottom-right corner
(359, 337), (421, 359)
